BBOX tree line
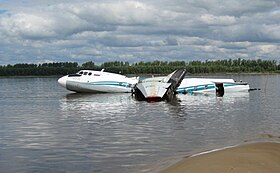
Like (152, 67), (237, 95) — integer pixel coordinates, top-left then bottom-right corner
(0, 59), (279, 76)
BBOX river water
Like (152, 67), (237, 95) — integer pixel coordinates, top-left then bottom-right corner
(0, 75), (279, 173)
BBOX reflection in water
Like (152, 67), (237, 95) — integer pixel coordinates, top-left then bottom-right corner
(65, 92), (132, 102)
(60, 93), (134, 125)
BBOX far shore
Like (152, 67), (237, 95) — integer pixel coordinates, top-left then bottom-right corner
(158, 142), (280, 173)
(128, 72), (280, 77)
(0, 72), (280, 78)
(0, 75), (62, 78)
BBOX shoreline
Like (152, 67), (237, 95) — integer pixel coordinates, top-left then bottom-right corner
(127, 72), (280, 77)
(158, 141), (280, 173)
(0, 75), (63, 78)
(0, 72), (279, 78)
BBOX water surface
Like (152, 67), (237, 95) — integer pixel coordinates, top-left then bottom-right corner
(0, 75), (279, 173)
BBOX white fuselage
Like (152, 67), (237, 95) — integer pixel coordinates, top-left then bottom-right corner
(58, 70), (139, 93)
(177, 78), (249, 94)
(58, 70), (249, 94)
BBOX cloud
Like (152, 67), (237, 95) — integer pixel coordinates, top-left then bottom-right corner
(0, 0), (280, 65)
(1, 13), (56, 39)
(200, 14), (236, 25)
(256, 44), (278, 54)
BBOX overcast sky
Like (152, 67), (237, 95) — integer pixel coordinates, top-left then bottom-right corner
(0, 0), (280, 65)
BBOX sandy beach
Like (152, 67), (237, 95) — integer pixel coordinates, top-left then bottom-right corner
(159, 142), (280, 173)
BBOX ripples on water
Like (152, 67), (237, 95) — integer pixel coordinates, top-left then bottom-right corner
(0, 75), (279, 173)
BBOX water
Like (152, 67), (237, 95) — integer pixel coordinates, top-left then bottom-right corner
(0, 75), (279, 173)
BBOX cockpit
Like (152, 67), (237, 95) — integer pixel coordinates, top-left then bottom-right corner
(67, 69), (104, 77)
(78, 71), (92, 76)
(68, 70), (93, 77)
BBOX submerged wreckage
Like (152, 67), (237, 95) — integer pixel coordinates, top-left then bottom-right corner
(133, 69), (187, 101)
(58, 68), (250, 100)
(132, 69), (250, 100)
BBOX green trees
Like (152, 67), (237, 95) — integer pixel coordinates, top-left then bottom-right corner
(0, 62), (79, 76)
(0, 59), (279, 76)
(95, 59), (279, 75)
(81, 61), (97, 69)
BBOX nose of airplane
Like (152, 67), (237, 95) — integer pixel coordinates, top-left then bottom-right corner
(58, 76), (67, 88)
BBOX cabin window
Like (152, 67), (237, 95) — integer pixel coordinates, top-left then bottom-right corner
(83, 72), (88, 75)
(88, 72), (92, 76)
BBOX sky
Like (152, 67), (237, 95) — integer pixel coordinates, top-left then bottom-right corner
(0, 0), (280, 65)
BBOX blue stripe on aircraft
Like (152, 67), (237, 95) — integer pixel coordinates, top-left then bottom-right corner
(177, 83), (239, 93)
(71, 81), (131, 88)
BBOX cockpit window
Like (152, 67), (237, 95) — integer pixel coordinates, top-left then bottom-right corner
(79, 71), (83, 74)
(83, 72), (88, 75)
(88, 72), (92, 76)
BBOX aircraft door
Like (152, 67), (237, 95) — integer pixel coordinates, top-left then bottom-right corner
(215, 83), (224, 97)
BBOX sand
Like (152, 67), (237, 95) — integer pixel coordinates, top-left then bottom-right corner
(159, 142), (280, 173)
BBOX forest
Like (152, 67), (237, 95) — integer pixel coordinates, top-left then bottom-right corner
(0, 58), (279, 76)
